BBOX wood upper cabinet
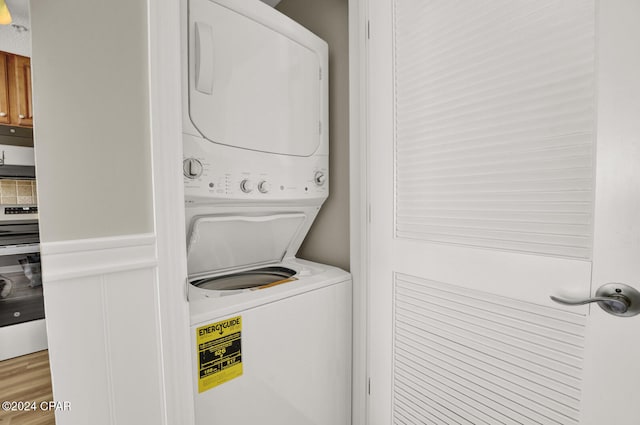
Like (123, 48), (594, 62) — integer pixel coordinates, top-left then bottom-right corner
(0, 52), (11, 125)
(0, 51), (33, 128)
(11, 55), (33, 127)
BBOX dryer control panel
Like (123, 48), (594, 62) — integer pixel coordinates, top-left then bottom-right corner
(183, 135), (328, 203)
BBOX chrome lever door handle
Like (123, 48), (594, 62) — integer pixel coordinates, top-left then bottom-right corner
(550, 283), (640, 317)
(550, 294), (629, 313)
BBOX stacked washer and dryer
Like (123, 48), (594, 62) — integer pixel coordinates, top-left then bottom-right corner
(181, 0), (352, 424)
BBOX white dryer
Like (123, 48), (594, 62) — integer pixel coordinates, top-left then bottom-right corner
(181, 0), (351, 424)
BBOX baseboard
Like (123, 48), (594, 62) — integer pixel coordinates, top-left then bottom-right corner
(40, 233), (157, 283)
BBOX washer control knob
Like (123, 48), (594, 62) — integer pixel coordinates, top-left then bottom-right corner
(240, 179), (254, 193)
(258, 180), (271, 194)
(183, 158), (203, 179)
(314, 171), (326, 186)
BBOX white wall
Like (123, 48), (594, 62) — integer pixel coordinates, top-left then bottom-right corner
(277, 0), (350, 272)
(30, 0), (153, 242)
(27, 0), (193, 424)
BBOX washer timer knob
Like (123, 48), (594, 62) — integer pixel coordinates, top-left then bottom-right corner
(314, 171), (326, 186)
(240, 179), (254, 193)
(258, 181), (271, 193)
(183, 158), (203, 179)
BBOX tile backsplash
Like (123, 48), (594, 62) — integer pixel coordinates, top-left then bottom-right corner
(0, 180), (38, 205)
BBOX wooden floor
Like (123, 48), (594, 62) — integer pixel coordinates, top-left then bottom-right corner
(0, 350), (55, 425)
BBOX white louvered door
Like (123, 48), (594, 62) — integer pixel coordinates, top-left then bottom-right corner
(366, 1), (640, 424)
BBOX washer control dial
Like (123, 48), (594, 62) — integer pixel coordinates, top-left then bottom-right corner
(314, 171), (326, 186)
(240, 179), (254, 193)
(258, 180), (271, 194)
(183, 158), (203, 179)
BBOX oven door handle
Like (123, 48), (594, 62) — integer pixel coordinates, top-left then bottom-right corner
(0, 243), (40, 255)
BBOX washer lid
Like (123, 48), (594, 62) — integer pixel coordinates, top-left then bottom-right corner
(186, 213), (306, 277)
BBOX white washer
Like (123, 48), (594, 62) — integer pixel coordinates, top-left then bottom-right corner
(185, 211), (352, 425)
(181, 1), (351, 424)
(189, 258), (351, 425)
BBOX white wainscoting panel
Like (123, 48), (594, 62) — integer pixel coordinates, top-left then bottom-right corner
(393, 273), (587, 425)
(41, 233), (157, 282)
(41, 234), (165, 425)
(394, 0), (596, 259)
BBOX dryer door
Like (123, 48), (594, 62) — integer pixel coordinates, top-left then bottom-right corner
(188, 0), (323, 157)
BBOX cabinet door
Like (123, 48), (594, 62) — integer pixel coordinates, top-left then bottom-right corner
(0, 53), (11, 125)
(10, 55), (33, 127)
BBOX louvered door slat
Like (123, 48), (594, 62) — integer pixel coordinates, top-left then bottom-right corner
(394, 273), (586, 424)
(394, 0), (596, 259)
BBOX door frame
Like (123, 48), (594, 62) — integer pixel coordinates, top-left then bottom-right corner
(148, 0), (195, 423)
(349, 0), (370, 424)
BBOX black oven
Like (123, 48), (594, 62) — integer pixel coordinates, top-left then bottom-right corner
(0, 220), (42, 328)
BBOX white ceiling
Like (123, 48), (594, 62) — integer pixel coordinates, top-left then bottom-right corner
(0, 0), (31, 57)
(5, 0), (28, 21)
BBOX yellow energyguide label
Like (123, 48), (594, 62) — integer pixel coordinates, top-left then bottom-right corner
(196, 316), (242, 393)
